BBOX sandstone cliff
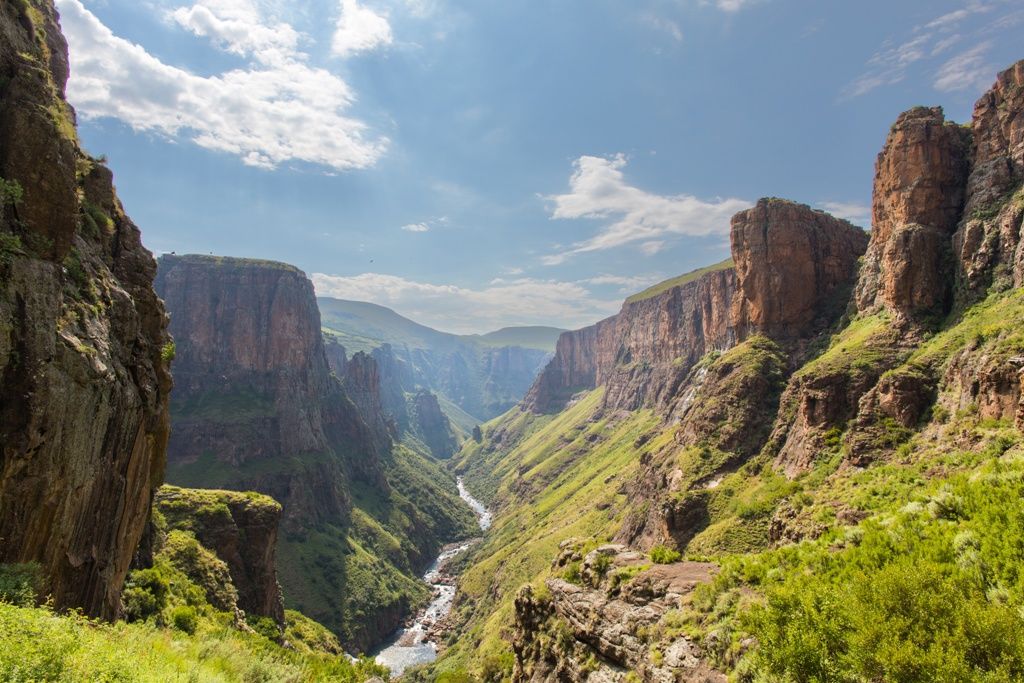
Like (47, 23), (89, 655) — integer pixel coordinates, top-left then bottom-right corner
(525, 263), (737, 414)
(0, 0), (170, 619)
(155, 254), (385, 517)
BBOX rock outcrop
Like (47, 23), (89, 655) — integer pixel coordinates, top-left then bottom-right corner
(410, 389), (459, 458)
(513, 543), (725, 683)
(156, 485), (285, 625)
(856, 107), (971, 317)
(732, 199), (868, 340)
(0, 0), (171, 619)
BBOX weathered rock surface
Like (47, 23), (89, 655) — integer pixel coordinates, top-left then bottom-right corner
(956, 61), (1024, 299)
(156, 485), (285, 625)
(732, 199), (868, 340)
(0, 0), (171, 619)
(856, 106), (971, 317)
(526, 266), (737, 414)
(513, 544), (725, 683)
(410, 389), (459, 458)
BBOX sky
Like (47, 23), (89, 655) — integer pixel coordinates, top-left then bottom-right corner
(57, 0), (1024, 334)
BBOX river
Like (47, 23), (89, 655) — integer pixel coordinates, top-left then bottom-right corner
(373, 476), (490, 677)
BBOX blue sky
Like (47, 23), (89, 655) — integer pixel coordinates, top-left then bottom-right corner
(58, 0), (1023, 333)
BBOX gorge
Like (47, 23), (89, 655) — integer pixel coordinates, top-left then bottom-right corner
(1, 1), (1024, 682)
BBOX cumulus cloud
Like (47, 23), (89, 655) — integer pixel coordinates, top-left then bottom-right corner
(541, 154), (749, 265)
(934, 42), (995, 92)
(819, 201), (871, 226)
(169, 0), (299, 65)
(332, 0), (393, 57)
(311, 272), (621, 333)
(840, 1), (1006, 99)
(57, 0), (387, 171)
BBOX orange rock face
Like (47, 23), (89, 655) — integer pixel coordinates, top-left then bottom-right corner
(731, 199), (868, 340)
(856, 106), (971, 316)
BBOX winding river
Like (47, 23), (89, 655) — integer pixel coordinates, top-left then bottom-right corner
(373, 477), (491, 677)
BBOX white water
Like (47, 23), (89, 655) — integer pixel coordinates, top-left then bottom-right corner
(373, 477), (491, 677)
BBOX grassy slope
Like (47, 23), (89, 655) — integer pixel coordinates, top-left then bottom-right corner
(0, 603), (386, 682)
(435, 287), (1024, 681)
(625, 258), (733, 304)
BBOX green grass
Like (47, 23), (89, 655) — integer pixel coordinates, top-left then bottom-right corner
(625, 258), (734, 304)
(0, 602), (386, 682)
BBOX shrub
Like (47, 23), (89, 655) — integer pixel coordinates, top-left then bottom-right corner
(161, 341), (176, 363)
(121, 567), (169, 622)
(650, 545), (682, 564)
(0, 563), (41, 606)
(170, 605), (198, 634)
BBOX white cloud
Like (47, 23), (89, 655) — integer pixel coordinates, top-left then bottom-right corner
(541, 154), (749, 265)
(311, 272), (621, 333)
(332, 0), (393, 57)
(169, 0), (299, 65)
(401, 222), (430, 232)
(819, 201), (871, 226)
(934, 42), (994, 92)
(57, 0), (386, 171)
(712, 0), (758, 11)
(840, 1), (1002, 99)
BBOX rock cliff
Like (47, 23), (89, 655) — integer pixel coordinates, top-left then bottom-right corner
(732, 199), (868, 340)
(0, 0), (171, 619)
(155, 485), (285, 625)
(525, 264), (737, 414)
(855, 106), (971, 317)
(155, 254), (385, 514)
(156, 255), (476, 651)
(526, 199), (867, 416)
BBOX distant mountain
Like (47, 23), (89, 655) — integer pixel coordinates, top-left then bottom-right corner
(317, 298), (558, 424)
(472, 326), (565, 352)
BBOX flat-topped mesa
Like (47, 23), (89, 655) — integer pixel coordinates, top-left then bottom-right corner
(856, 106), (972, 317)
(956, 60), (1024, 297)
(0, 0), (171, 619)
(732, 198), (869, 341)
(155, 254), (385, 524)
(524, 262), (737, 414)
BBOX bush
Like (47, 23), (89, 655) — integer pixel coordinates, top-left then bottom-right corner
(650, 545), (682, 564)
(0, 563), (41, 606)
(121, 567), (169, 622)
(170, 605), (198, 634)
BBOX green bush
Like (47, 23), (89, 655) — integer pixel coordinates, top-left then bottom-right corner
(650, 545), (682, 564)
(170, 605), (198, 634)
(247, 613), (281, 641)
(0, 563), (41, 606)
(121, 567), (169, 622)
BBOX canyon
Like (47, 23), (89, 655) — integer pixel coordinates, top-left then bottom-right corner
(1, 1), (1023, 681)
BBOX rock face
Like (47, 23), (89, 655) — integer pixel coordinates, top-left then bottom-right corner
(526, 265), (737, 414)
(0, 0), (171, 619)
(526, 199), (867, 416)
(155, 254), (385, 521)
(732, 199), (868, 339)
(856, 107), (971, 317)
(156, 485), (285, 625)
(955, 61), (1024, 298)
(513, 543), (725, 683)
(332, 342), (460, 459)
